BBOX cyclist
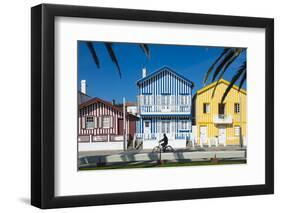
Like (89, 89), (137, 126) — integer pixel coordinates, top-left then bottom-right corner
(159, 133), (168, 151)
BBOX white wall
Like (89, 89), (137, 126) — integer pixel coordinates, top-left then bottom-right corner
(0, 0), (280, 212)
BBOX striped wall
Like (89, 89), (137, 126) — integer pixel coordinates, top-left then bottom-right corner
(138, 69), (192, 97)
(79, 102), (123, 136)
(137, 67), (193, 137)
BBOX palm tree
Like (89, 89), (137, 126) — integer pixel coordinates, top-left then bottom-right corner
(203, 47), (246, 103)
(85, 41), (150, 78)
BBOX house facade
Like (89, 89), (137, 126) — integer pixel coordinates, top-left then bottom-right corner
(136, 66), (194, 149)
(194, 79), (247, 147)
(78, 97), (138, 150)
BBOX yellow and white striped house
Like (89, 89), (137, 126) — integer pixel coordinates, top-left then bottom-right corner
(193, 79), (247, 147)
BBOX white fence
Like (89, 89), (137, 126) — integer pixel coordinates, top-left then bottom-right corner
(136, 132), (191, 141)
(136, 133), (247, 149)
(78, 134), (126, 143)
(192, 136), (247, 147)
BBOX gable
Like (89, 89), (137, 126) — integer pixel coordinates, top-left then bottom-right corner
(197, 79), (247, 96)
(137, 66), (194, 87)
(79, 97), (138, 119)
(79, 97), (119, 111)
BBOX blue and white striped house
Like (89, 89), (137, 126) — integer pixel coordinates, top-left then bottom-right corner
(136, 66), (194, 149)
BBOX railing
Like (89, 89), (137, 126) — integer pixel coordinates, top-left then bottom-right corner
(135, 133), (190, 140)
(139, 105), (191, 114)
(192, 136), (247, 147)
(213, 114), (233, 124)
(78, 134), (130, 143)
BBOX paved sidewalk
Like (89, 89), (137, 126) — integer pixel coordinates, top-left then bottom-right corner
(79, 147), (246, 167)
(79, 146), (246, 158)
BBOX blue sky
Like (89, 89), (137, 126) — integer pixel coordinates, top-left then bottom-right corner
(78, 41), (246, 103)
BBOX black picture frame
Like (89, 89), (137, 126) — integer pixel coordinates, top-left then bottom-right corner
(31, 3), (274, 209)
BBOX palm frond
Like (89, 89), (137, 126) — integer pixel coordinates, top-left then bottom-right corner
(220, 63), (246, 103)
(139, 44), (150, 59)
(86, 42), (100, 68)
(211, 49), (237, 82)
(211, 49), (243, 98)
(104, 42), (122, 78)
(203, 48), (230, 85)
(238, 62), (247, 91)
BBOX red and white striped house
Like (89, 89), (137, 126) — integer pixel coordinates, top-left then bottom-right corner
(78, 97), (138, 143)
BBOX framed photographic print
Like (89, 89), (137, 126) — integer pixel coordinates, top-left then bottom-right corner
(31, 3), (274, 209)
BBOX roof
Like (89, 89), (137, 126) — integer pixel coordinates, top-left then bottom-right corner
(124, 102), (137, 107)
(196, 79), (247, 95)
(136, 66), (194, 87)
(79, 97), (138, 119)
(78, 90), (91, 98)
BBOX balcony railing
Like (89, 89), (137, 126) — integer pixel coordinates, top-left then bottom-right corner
(213, 114), (233, 124)
(139, 105), (191, 114)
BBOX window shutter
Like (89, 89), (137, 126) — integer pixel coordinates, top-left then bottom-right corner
(99, 117), (102, 128)
(157, 96), (161, 105)
(171, 96), (175, 105)
(161, 96), (164, 105)
(179, 120), (182, 130)
(81, 117), (86, 129)
(150, 96), (153, 105)
(94, 117), (98, 128)
(157, 120), (161, 133)
(167, 96), (171, 105)
(171, 121), (175, 132)
(110, 116), (113, 128)
(188, 121), (191, 130)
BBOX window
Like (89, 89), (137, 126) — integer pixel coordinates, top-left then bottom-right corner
(180, 96), (188, 105)
(180, 120), (189, 130)
(145, 121), (149, 127)
(203, 103), (210, 113)
(161, 121), (170, 133)
(234, 126), (240, 136)
(234, 103), (240, 113)
(143, 96), (150, 105)
(85, 116), (94, 129)
(161, 95), (170, 105)
(102, 116), (111, 128)
(218, 103), (225, 115)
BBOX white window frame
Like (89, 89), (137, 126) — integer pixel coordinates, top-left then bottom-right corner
(161, 120), (170, 133)
(161, 95), (170, 105)
(144, 95), (150, 105)
(203, 103), (210, 113)
(180, 95), (188, 105)
(102, 116), (111, 129)
(234, 103), (240, 113)
(180, 120), (189, 130)
(85, 116), (95, 129)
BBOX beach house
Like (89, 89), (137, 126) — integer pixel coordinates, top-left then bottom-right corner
(136, 66), (194, 149)
(193, 79), (247, 147)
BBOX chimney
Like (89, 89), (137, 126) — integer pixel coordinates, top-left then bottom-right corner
(142, 67), (147, 78)
(81, 80), (87, 94)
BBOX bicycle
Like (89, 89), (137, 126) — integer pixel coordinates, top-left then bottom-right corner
(152, 141), (175, 153)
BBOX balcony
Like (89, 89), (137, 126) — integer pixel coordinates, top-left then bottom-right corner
(139, 105), (191, 115)
(213, 114), (232, 124)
